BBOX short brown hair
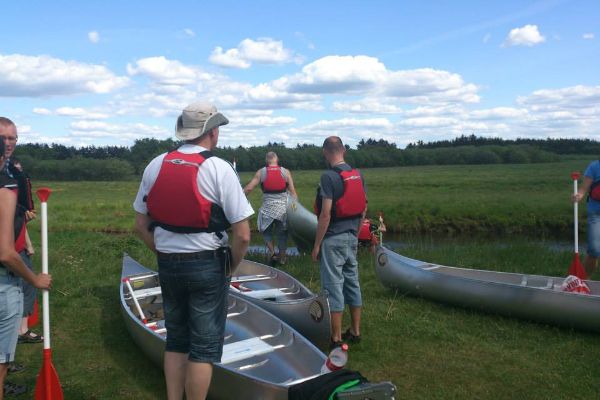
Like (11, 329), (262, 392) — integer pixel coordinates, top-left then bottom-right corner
(322, 136), (344, 154)
(0, 117), (16, 128)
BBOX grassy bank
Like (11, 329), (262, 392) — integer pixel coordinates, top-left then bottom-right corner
(10, 230), (600, 399)
(35, 156), (593, 237)
(8, 160), (600, 399)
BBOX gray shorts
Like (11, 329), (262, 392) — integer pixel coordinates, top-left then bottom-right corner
(0, 271), (23, 363)
(319, 232), (362, 312)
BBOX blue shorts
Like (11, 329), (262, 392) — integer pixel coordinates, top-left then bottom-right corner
(588, 212), (600, 257)
(20, 251), (36, 317)
(0, 271), (23, 363)
(262, 219), (288, 251)
(320, 232), (362, 312)
(158, 252), (230, 364)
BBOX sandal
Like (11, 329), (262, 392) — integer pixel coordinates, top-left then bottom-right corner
(3, 381), (27, 396)
(7, 362), (25, 375)
(342, 328), (361, 344)
(17, 330), (43, 344)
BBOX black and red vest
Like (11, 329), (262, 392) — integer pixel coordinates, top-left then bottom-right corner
(314, 166), (367, 220)
(0, 173), (26, 252)
(261, 165), (288, 193)
(145, 150), (230, 234)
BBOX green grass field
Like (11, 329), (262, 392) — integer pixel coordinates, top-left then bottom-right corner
(10, 159), (600, 399)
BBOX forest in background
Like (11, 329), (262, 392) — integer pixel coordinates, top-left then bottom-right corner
(12, 135), (600, 181)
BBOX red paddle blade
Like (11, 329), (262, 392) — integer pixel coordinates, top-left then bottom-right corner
(28, 298), (39, 327)
(568, 253), (587, 280)
(35, 349), (63, 400)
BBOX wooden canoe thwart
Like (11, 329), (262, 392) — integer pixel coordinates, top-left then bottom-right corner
(375, 246), (600, 332)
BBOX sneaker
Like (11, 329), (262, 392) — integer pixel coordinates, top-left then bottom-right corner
(7, 362), (25, 375)
(3, 381), (27, 396)
(341, 328), (361, 344)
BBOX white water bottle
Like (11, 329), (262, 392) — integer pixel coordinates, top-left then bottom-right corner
(321, 343), (349, 374)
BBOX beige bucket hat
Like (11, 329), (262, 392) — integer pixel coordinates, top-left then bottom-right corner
(175, 102), (229, 141)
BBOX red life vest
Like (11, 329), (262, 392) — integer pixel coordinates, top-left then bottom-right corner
(0, 174), (26, 252)
(145, 150), (230, 234)
(358, 219), (372, 242)
(261, 165), (287, 193)
(314, 166), (367, 219)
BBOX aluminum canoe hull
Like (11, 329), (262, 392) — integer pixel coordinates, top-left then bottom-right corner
(120, 254), (326, 400)
(375, 246), (600, 332)
(232, 259), (331, 351)
(286, 196), (317, 253)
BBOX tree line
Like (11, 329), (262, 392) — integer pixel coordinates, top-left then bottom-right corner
(12, 136), (596, 181)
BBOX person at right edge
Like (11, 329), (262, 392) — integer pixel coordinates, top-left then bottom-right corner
(133, 102), (253, 400)
(572, 159), (600, 277)
(312, 136), (366, 350)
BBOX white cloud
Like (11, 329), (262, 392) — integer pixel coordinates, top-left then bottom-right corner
(470, 107), (529, 119)
(69, 120), (171, 142)
(209, 38), (296, 69)
(332, 99), (403, 114)
(88, 31), (100, 43)
(33, 107), (52, 115)
(583, 33), (595, 40)
(209, 47), (251, 69)
(127, 56), (203, 85)
(183, 28), (196, 38)
(55, 107), (109, 119)
(503, 24), (545, 47)
(0, 53), (129, 97)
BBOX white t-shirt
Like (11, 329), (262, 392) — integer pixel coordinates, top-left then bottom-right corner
(133, 144), (254, 253)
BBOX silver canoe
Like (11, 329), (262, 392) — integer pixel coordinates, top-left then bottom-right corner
(286, 196), (317, 253)
(375, 246), (600, 332)
(120, 254), (326, 400)
(232, 259), (331, 351)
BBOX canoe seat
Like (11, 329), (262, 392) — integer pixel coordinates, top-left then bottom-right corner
(231, 274), (272, 283)
(520, 276), (555, 289)
(239, 288), (291, 300)
(132, 286), (162, 300)
(220, 337), (275, 364)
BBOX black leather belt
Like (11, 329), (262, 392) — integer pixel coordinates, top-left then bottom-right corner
(156, 247), (229, 262)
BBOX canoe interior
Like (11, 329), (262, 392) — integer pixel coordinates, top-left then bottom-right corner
(121, 256), (326, 392)
(233, 259), (313, 301)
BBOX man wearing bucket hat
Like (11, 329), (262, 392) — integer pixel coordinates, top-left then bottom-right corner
(133, 102), (253, 400)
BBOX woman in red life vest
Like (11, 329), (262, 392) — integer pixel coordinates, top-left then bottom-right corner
(244, 152), (298, 265)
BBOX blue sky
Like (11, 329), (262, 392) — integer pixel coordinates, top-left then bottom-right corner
(1, 0), (598, 148)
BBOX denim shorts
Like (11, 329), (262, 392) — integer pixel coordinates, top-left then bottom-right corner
(320, 232), (362, 312)
(0, 272), (23, 363)
(263, 219), (288, 250)
(158, 252), (230, 363)
(20, 251), (36, 317)
(588, 212), (600, 257)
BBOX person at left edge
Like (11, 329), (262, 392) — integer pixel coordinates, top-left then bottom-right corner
(133, 102), (253, 400)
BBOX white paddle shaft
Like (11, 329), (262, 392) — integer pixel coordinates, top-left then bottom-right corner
(40, 200), (51, 349)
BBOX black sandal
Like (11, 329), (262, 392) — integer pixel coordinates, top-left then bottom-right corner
(17, 330), (43, 344)
(7, 362), (25, 374)
(3, 381), (27, 396)
(342, 328), (361, 344)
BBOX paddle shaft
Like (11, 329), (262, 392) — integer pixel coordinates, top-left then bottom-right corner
(40, 200), (51, 349)
(573, 177), (579, 254)
(124, 279), (147, 323)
